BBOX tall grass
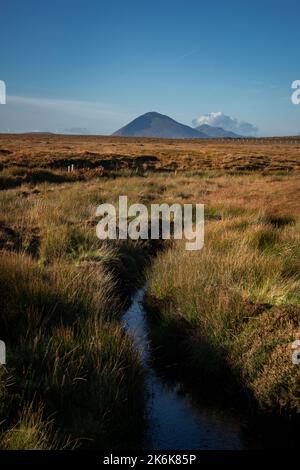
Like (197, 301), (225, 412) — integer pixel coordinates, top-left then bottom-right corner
(146, 213), (300, 414)
(0, 181), (153, 449)
(0, 251), (144, 448)
(1, 403), (59, 450)
(1, 168), (300, 446)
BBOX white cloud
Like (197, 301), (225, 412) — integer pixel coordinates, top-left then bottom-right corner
(193, 111), (258, 136)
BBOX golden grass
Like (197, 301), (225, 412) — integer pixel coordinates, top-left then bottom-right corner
(0, 403), (59, 450)
(0, 250), (144, 449)
(1, 134), (300, 181)
(1, 134), (300, 445)
(146, 214), (300, 413)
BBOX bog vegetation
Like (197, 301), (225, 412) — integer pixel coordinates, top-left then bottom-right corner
(0, 134), (299, 448)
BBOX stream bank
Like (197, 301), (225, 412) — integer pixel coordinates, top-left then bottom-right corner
(122, 288), (258, 450)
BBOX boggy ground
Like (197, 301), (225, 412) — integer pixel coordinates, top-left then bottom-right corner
(1, 134), (300, 191)
(0, 134), (299, 448)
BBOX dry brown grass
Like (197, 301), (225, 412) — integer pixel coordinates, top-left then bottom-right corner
(0, 248), (145, 449)
(0, 133), (300, 444)
(146, 214), (300, 414)
(1, 133), (300, 176)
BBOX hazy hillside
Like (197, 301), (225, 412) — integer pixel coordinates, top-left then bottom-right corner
(195, 124), (240, 138)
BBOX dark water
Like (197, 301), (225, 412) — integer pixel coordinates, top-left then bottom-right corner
(122, 288), (250, 450)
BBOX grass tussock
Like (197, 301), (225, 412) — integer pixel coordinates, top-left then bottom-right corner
(0, 403), (59, 450)
(0, 250), (144, 448)
(146, 213), (300, 414)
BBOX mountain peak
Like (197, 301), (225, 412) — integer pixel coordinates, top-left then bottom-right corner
(142, 111), (163, 117)
(113, 112), (207, 139)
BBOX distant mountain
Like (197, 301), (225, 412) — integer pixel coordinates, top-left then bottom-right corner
(113, 111), (242, 139)
(194, 124), (240, 138)
(113, 112), (207, 139)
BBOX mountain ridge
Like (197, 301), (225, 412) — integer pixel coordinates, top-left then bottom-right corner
(194, 124), (240, 138)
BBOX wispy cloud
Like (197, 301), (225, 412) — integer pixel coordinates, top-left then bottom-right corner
(0, 95), (130, 134)
(8, 95), (128, 121)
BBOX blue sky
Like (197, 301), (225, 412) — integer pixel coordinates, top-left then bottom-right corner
(0, 0), (299, 135)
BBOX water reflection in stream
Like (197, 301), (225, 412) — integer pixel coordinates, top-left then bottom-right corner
(122, 288), (250, 450)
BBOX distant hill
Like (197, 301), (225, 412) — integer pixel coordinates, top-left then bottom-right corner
(194, 124), (240, 138)
(25, 131), (54, 135)
(112, 112), (207, 139)
(113, 111), (241, 139)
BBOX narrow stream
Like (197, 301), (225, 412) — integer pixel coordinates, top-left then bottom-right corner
(122, 288), (250, 450)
